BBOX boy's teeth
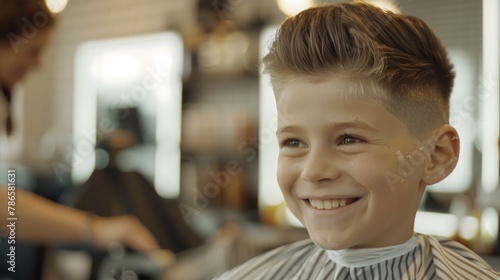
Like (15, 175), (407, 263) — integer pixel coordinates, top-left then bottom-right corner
(309, 199), (349, 210)
(316, 200), (324, 209)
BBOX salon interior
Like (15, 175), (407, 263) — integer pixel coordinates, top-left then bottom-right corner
(2, 0), (500, 279)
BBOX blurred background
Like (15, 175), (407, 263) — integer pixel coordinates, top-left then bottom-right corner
(1, 0), (499, 279)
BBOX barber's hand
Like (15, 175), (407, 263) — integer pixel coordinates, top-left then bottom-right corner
(90, 215), (160, 253)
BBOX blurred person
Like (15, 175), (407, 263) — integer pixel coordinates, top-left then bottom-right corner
(0, 0), (159, 253)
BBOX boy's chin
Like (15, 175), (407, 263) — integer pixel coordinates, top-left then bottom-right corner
(308, 230), (354, 251)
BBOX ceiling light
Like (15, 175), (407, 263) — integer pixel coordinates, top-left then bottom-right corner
(277, 0), (314, 16)
(366, 0), (400, 14)
(44, 0), (68, 15)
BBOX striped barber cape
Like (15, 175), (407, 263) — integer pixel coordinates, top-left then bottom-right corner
(216, 233), (500, 280)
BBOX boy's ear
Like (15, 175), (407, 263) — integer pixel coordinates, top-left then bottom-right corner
(423, 125), (460, 185)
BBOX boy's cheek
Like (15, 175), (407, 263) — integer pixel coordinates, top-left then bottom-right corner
(277, 156), (301, 178)
(352, 155), (402, 193)
(277, 164), (294, 192)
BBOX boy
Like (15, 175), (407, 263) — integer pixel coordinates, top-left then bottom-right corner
(217, 2), (500, 279)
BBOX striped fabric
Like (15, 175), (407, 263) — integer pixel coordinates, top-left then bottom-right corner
(216, 233), (500, 280)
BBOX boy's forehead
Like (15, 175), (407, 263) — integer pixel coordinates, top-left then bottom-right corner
(273, 76), (410, 132)
(274, 76), (387, 107)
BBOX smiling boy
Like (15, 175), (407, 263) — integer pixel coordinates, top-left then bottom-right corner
(216, 2), (500, 280)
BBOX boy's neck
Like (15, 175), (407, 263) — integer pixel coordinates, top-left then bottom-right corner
(325, 234), (418, 268)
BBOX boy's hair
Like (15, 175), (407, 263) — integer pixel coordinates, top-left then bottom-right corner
(0, 0), (56, 43)
(262, 1), (455, 134)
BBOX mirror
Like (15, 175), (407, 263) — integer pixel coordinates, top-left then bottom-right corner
(72, 32), (184, 198)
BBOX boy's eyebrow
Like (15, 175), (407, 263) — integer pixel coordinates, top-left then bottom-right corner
(276, 120), (381, 134)
(331, 120), (381, 133)
(276, 125), (304, 135)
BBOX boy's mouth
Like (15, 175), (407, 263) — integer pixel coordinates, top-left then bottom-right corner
(308, 198), (360, 210)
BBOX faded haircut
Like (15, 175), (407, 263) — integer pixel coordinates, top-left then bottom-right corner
(262, 1), (455, 135)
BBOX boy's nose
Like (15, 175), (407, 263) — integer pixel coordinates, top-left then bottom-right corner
(300, 150), (340, 184)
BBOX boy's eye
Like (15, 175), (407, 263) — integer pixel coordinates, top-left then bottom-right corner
(339, 134), (364, 145)
(283, 139), (304, 148)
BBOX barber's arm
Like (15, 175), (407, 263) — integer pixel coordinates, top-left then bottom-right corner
(0, 186), (159, 252)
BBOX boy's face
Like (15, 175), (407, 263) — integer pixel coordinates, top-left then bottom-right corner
(275, 77), (429, 250)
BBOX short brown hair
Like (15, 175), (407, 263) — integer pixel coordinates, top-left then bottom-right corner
(0, 0), (56, 43)
(262, 2), (455, 134)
